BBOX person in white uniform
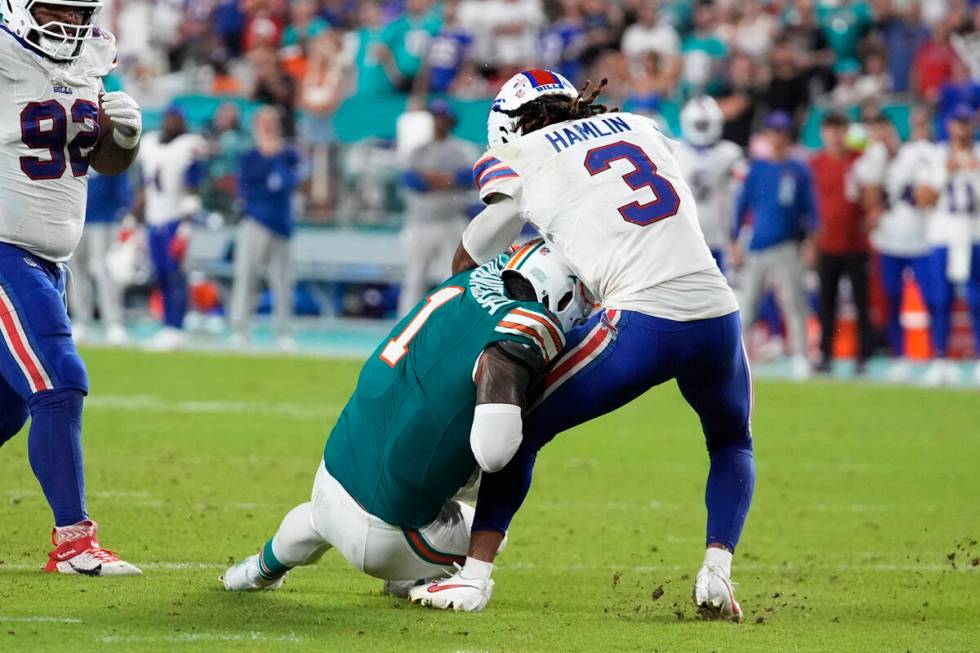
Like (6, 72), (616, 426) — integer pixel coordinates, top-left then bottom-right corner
(412, 70), (752, 621)
(916, 104), (980, 386)
(0, 0), (142, 575)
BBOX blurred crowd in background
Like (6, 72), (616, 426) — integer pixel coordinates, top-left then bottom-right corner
(60, 0), (980, 383)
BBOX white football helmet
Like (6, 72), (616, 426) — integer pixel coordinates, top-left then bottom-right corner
(2, 0), (104, 61)
(681, 96), (724, 147)
(502, 239), (592, 332)
(487, 69), (578, 148)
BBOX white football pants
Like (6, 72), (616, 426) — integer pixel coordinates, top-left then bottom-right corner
(268, 462), (472, 581)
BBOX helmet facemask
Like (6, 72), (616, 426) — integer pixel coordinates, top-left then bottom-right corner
(3, 0), (103, 62)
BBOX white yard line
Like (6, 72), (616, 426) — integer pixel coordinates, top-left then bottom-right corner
(0, 616), (82, 624)
(84, 394), (339, 421)
(98, 632), (302, 644)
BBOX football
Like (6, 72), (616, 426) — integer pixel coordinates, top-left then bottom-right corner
(97, 97), (113, 144)
(89, 96), (137, 175)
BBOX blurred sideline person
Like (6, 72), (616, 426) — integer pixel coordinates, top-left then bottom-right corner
(733, 111), (817, 379)
(70, 170), (132, 345)
(223, 245), (587, 602)
(916, 105), (980, 386)
(137, 105), (208, 351)
(675, 96), (745, 274)
(854, 108), (934, 383)
(398, 101), (478, 316)
(810, 111), (872, 375)
(229, 107), (303, 351)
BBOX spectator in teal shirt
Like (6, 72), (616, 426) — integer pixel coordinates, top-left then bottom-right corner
(681, 3), (728, 96)
(353, 2), (404, 96)
(282, 0), (330, 53)
(382, 0), (443, 86)
(814, 0), (871, 61)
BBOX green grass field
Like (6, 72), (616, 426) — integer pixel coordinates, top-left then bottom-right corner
(0, 348), (978, 652)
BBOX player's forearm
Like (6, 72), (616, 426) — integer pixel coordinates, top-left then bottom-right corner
(90, 137), (139, 175)
(452, 242), (480, 274)
(457, 196), (523, 271)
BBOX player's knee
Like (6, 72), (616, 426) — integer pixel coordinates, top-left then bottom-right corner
(0, 400), (29, 446)
(29, 387), (85, 416)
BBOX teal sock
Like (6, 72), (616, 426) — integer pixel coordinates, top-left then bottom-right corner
(257, 539), (290, 579)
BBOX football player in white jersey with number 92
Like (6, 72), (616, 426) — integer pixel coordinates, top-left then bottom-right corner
(0, 0), (142, 575)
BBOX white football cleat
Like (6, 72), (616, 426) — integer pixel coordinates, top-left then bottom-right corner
(105, 324), (129, 346)
(410, 564), (494, 612)
(221, 554), (285, 591)
(790, 355), (811, 381)
(973, 361), (980, 386)
(46, 520), (141, 576)
(922, 358), (949, 388)
(945, 360), (962, 386)
(693, 548), (742, 623)
(885, 358), (912, 384)
(145, 327), (185, 351)
(276, 336), (298, 353)
(228, 333), (249, 350)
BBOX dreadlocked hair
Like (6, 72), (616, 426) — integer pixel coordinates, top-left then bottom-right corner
(497, 78), (618, 136)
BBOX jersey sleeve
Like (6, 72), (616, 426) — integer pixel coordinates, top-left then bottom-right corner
(473, 152), (522, 203)
(86, 28), (118, 77)
(491, 304), (565, 365)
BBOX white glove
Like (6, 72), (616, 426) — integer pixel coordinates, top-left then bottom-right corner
(100, 91), (142, 149)
(409, 558), (494, 612)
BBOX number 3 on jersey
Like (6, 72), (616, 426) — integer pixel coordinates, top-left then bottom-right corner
(381, 286), (464, 366)
(584, 140), (680, 226)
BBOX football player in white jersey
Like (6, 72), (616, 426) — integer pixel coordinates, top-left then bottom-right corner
(412, 70), (752, 620)
(916, 104), (980, 386)
(854, 108), (934, 382)
(0, 0), (142, 574)
(674, 96), (745, 274)
(137, 105), (207, 350)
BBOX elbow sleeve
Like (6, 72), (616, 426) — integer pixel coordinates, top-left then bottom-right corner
(470, 403), (523, 473)
(461, 197), (523, 265)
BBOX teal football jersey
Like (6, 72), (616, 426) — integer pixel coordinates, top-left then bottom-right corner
(324, 254), (564, 528)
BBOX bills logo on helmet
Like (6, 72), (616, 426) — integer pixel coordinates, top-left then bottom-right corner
(520, 69), (569, 92)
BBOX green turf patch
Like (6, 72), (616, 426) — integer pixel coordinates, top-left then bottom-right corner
(0, 348), (977, 651)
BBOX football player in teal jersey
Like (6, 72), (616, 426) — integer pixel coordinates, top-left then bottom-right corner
(223, 241), (590, 607)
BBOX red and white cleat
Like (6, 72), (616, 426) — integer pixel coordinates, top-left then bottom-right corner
(45, 520), (142, 576)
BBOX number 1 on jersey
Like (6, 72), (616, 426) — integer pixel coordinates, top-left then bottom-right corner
(381, 286), (464, 366)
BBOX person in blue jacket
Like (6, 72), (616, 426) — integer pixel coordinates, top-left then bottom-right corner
(229, 107), (305, 351)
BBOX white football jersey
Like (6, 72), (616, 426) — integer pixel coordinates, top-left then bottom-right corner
(673, 140), (745, 252)
(918, 143), (980, 246)
(854, 140), (934, 257)
(138, 131), (207, 226)
(0, 27), (116, 262)
(473, 112), (737, 319)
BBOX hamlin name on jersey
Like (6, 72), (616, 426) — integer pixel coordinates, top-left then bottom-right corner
(0, 26), (117, 262)
(473, 111), (738, 319)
